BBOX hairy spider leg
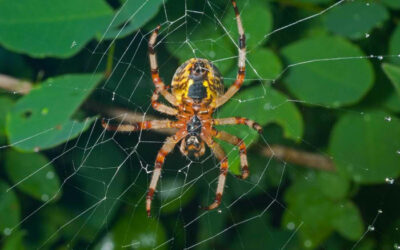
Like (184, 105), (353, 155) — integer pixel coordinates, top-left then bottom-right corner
(101, 118), (182, 132)
(200, 132), (229, 210)
(146, 129), (187, 217)
(151, 89), (178, 116)
(216, 0), (246, 108)
(213, 117), (262, 133)
(148, 25), (178, 106)
(213, 129), (249, 179)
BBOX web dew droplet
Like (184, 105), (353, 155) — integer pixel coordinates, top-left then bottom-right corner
(385, 177), (395, 184)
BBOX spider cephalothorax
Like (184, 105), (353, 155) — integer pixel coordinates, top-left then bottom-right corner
(102, 0), (262, 217)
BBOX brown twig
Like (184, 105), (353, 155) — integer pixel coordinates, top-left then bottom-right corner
(259, 145), (335, 171)
(0, 74), (32, 94)
(0, 73), (335, 171)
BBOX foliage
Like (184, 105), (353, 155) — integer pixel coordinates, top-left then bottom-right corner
(0, 0), (399, 249)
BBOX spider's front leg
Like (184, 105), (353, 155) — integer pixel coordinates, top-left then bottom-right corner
(200, 134), (229, 210)
(146, 129), (187, 217)
(213, 129), (249, 179)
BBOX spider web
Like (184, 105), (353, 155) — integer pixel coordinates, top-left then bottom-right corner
(1, 0), (399, 249)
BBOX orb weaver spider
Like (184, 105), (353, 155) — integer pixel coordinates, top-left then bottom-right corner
(102, 0), (262, 217)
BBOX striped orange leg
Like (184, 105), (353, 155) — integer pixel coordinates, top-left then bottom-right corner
(216, 0), (246, 108)
(213, 129), (249, 179)
(151, 90), (178, 116)
(102, 119), (180, 132)
(148, 25), (178, 106)
(213, 117), (262, 133)
(200, 134), (228, 210)
(146, 129), (187, 217)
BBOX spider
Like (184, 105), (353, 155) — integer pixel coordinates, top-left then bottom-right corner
(102, 0), (261, 217)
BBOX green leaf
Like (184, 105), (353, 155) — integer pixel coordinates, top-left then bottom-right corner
(383, 91), (400, 113)
(330, 112), (400, 183)
(95, 210), (166, 250)
(0, 96), (14, 144)
(324, 2), (388, 40)
(5, 150), (61, 202)
(217, 84), (303, 173)
(2, 230), (26, 250)
(282, 172), (361, 248)
(282, 36), (374, 107)
(382, 63), (400, 98)
(317, 172), (350, 200)
(0, 0), (113, 58)
(7, 74), (103, 151)
(166, 19), (235, 75)
(389, 25), (400, 65)
(289, 0), (332, 3)
(332, 201), (364, 241)
(222, 0), (273, 49)
(282, 174), (336, 248)
(0, 181), (20, 236)
(102, 0), (164, 40)
(247, 48), (282, 80)
(381, 0), (400, 9)
(159, 178), (195, 215)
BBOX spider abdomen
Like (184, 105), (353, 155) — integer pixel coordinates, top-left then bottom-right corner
(171, 58), (224, 106)
(187, 80), (207, 100)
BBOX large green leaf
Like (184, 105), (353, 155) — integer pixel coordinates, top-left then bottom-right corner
(330, 112), (400, 183)
(7, 74), (103, 151)
(381, 0), (400, 9)
(382, 63), (400, 98)
(282, 172), (362, 248)
(0, 96), (14, 144)
(102, 0), (164, 40)
(216, 84), (303, 173)
(222, 0), (273, 49)
(324, 2), (388, 40)
(282, 36), (374, 107)
(2, 230), (26, 250)
(159, 178), (195, 215)
(0, 0), (113, 58)
(5, 150), (61, 202)
(247, 48), (282, 81)
(331, 201), (364, 241)
(389, 25), (400, 65)
(166, 20), (235, 75)
(0, 181), (20, 236)
(95, 210), (167, 250)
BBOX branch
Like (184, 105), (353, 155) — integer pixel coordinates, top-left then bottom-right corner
(0, 74), (335, 171)
(258, 145), (335, 172)
(0, 74), (32, 94)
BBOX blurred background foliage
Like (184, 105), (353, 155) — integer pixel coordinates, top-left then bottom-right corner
(0, 0), (400, 249)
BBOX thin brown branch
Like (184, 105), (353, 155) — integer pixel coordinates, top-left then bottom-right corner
(259, 145), (335, 171)
(0, 73), (335, 171)
(0, 74), (32, 94)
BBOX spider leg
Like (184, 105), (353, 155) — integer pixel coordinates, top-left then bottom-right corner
(151, 89), (178, 116)
(216, 0), (246, 108)
(146, 129), (187, 217)
(213, 129), (249, 179)
(102, 119), (181, 132)
(213, 117), (262, 133)
(200, 134), (228, 210)
(148, 25), (178, 106)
